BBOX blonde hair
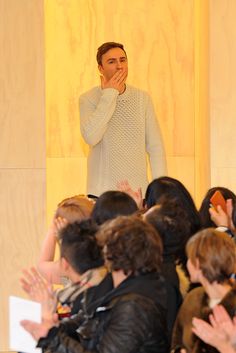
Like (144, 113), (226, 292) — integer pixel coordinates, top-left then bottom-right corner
(55, 195), (94, 223)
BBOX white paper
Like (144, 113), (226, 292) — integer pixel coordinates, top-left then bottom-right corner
(9, 295), (42, 353)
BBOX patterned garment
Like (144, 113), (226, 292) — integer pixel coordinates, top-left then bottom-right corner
(56, 266), (107, 317)
(79, 85), (167, 196)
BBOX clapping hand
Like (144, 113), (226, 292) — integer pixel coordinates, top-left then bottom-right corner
(20, 267), (57, 321)
(117, 180), (143, 209)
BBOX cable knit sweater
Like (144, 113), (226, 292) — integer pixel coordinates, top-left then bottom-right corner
(79, 84), (167, 196)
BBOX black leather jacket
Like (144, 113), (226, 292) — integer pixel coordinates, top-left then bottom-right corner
(38, 272), (169, 353)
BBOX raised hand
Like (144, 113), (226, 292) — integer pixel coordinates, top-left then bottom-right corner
(20, 267), (57, 321)
(54, 216), (68, 234)
(209, 205), (229, 227)
(100, 68), (128, 93)
(117, 179), (143, 209)
(192, 305), (236, 353)
(210, 305), (236, 345)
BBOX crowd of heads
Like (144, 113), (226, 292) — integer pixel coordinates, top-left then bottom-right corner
(53, 176), (236, 288)
(35, 176), (236, 353)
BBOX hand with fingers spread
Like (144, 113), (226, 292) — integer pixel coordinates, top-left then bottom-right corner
(117, 180), (143, 209)
(211, 305), (236, 347)
(54, 216), (68, 235)
(192, 305), (236, 353)
(21, 312), (59, 341)
(20, 267), (57, 322)
(100, 68), (128, 93)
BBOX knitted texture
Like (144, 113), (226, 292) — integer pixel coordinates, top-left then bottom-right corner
(79, 85), (166, 196)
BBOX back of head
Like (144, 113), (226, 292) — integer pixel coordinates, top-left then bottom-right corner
(96, 42), (126, 65)
(91, 190), (138, 225)
(199, 187), (236, 228)
(59, 219), (103, 274)
(186, 228), (236, 284)
(145, 199), (192, 263)
(145, 177), (200, 235)
(99, 215), (163, 275)
(56, 195), (94, 223)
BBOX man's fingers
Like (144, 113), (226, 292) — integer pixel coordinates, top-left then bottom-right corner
(111, 69), (127, 83)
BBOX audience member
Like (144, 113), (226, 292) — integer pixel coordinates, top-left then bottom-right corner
(171, 228), (236, 353)
(22, 220), (106, 317)
(145, 177), (200, 235)
(21, 216), (169, 353)
(38, 195), (94, 283)
(91, 190), (138, 225)
(199, 186), (236, 230)
(145, 199), (187, 338)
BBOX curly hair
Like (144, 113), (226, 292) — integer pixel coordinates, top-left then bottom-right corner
(98, 216), (163, 275)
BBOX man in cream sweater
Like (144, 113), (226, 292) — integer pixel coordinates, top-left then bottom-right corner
(79, 42), (167, 197)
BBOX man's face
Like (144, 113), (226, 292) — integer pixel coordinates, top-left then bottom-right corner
(98, 47), (128, 81)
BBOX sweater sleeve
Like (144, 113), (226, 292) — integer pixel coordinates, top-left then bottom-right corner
(79, 88), (119, 146)
(145, 94), (167, 178)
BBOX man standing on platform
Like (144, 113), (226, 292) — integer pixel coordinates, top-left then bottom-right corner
(79, 42), (167, 197)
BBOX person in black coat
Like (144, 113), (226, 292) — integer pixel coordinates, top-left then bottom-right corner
(21, 215), (169, 353)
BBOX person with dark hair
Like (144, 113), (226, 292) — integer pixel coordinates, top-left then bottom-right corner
(145, 199), (193, 272)
(171, 228), (236, 353)
(199, 186), (236, 233)
(56, 220), (105, 310)
(21, 220), (107, 317)
(144, 176), (201, 291)
(91, 190), (138, 225)
(21, 216), (169, 353)
(145, 176), (201, 236)
(79, 41), (166, 197)
(144, 199), (189, 337)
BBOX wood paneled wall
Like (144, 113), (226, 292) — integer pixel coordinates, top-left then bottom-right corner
(45, 0), (209, 218)
(210, 0), (236, 193)
(0, 0), (46, 350)
(0, 0), (214, 350)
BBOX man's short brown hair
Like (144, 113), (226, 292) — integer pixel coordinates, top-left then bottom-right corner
(99, 215), (163, 275)
(96, 42), (127, 66)
(186, 228), (236, 283)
